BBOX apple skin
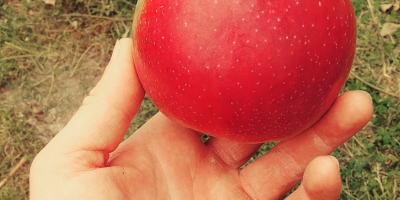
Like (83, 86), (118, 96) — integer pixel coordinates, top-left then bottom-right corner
(132, 0), (356, 143)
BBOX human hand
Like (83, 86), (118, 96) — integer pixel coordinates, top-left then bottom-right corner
(30, 38), (373, 200)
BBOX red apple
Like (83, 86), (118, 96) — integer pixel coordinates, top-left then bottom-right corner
(132, 0), (356, 143)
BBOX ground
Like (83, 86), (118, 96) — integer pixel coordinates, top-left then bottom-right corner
(0, 0), (399, 199)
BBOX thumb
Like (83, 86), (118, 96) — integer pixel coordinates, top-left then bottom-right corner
(46, 38), (145, 155)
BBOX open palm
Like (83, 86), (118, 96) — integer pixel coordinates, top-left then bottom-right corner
(30, 39), (372, 200)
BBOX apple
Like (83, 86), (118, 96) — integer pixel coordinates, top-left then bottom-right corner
(132, 0), (357, 143)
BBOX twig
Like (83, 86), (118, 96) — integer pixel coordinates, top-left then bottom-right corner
(343, 143), (355, 158)
(393, 178), (397, 200)
(0, 157), (27, 188)
(44, 70), (56, 105)
(31, 75), (52, 87)
(0, 54), (59, 62)
(375, 163), (385, 194)
(61, 13), (132, 21)
(366, 0), (391, 80)
(342, 188), (360, 200)
(4, 42), (37, 54)
(350, 71), (400, 98)
(69, 43), (102, 77)
(352, 136), (366, 150)
(0, 55), (34, 61)
(392, 136), (400, 147)
(366, 0), (378, 25)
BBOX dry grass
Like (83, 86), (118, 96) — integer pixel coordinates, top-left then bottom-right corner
(0, 1), (142, 199)
(0, 0), (399, 199)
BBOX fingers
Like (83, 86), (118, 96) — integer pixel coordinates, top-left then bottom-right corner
(45, 38), (145, 155)
(109, 112), (205, 166)
(122, 112), (204, 151)
(206, 138), (262, 169)
(285, 156), (342, 200)
(240, 91), (373, 199)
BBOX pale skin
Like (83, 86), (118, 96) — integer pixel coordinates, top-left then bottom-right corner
(30, 38), (373, 200)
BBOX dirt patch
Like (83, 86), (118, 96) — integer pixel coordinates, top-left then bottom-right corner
(1, 47), (106, 144)
(27, 77), (93, 144)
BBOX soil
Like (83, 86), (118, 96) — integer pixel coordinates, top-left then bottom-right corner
(1, 49), (105, 144)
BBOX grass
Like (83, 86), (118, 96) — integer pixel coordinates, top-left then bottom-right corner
(0, 0), (399, 199)
(338, 0), (400, 198)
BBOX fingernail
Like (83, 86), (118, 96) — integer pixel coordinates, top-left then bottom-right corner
(357, 90), (372, 101)
(330, 156), (340, 173)
(111, 39), (121, 61)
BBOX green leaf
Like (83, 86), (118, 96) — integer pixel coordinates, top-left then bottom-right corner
(355, 159), (369, 172)
(375, 104), (387, 114)
(385, 43), (395, 52)
(390, 155), (399, 163)
(368, 178), (380, 188)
